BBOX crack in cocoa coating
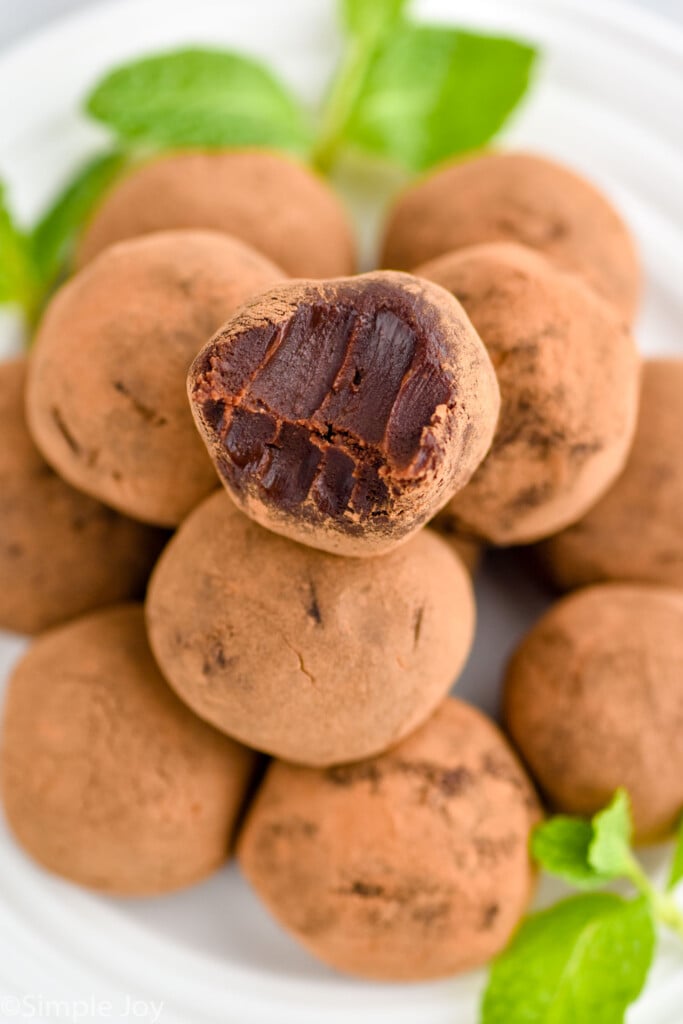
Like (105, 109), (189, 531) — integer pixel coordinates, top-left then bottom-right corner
(326, 758), (475, 798)
(113, 380), (168, 427)
(50, 406), (82, 457)
(412, 605), (425, 648)
(333, 878), (449, 909)
(306, 578), (323, 625)
(189, 276), (463, 531)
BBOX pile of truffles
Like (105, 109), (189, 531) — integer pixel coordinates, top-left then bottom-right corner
(1, 146), (680, 983)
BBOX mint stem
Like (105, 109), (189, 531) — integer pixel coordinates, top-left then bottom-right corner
(313, 37), (374, 173)
(625, 856), (683, 941)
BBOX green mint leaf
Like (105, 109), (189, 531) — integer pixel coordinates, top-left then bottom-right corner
(342, 0), (408, 40)
(0, 182), (39, 320)
(589, 790), (634, 878)
(30, 150), (128, 286)
(343, 26), (537, 171)
(532, 816), (609, 889)
(482, 894), (656, 1024)
(85, 48), (312, 154)
(668, 815), (683, 891)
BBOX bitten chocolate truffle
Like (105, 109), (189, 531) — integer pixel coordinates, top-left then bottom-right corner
(382, 151), (640, 321)
(0, 358), (164, 635)
(0, 605), (256, 895)
(538, 359), (683, 589)
(417, 244), (640, 545)
(238, 699), (540, 980)
(188, 271), (500, 556)
(27, 230), (284, 527)
(504, 584), (683, 841)
(146, 491), (475, 766)
(76, 150), (356, 278)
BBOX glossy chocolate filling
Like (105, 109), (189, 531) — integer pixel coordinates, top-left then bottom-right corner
(191, 281), (453, 527)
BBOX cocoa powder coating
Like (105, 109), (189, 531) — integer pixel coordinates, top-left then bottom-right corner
(382, 150), (640, 321)
(538, 359), (683, 589)
(238, 698), (540, 980)
(417, 244), (640, 544)
(76, 150), (356, 278)
(504, 584), (683, 841)
(0, 358), (165, 634)
(0, 605), (256, 894)
(27, 230), (285, 526)
(188, 271), (500, 555)
(146, 491), (475, 766)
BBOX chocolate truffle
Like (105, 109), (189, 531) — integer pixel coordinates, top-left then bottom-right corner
(417, 244), (640, 545)
(538, 359), (683, 589)
(146, 490), (475, 766)
(27, 230), (284, 527)
(76, 150), (356, 278)
(238, 698), (540, 980)
(504, 584), (683, 841)
(0, 358), (164, 635)
(188, 271), (500, 556)
(0, 604), (256, 895)
(382, 151), (640, 321)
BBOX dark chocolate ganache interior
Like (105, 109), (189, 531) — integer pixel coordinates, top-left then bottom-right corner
(191, 279), (455, 527)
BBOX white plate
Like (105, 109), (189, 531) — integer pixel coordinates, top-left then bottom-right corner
(1, 0), (683, 1021)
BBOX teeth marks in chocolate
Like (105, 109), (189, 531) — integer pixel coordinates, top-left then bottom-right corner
(191, 277), (453, 527)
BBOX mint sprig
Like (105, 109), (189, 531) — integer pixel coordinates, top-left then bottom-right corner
(0, 184), (41, 322)
(0, 153), (128, 330)
(483, 894), (655, 1024)
(668, 817), (683, 892)
(531, 815), (609, 890)
(482, 791), (683, 1023)
(589, 788), (634, 877)
(315, 3), (536, 171)
(30, 150), (128, 290)
(86, 48), (312, 154)
(337, 25), (536, 172)
(341, 0), (407, 40)
(0, 0), (537, 333)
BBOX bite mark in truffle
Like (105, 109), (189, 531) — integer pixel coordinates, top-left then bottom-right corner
(195, 297), (445, 519)
(189, 272), (500, 555)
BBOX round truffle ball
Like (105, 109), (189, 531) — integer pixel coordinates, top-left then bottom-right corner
(382, 151), (640, 321)
(0, 604), (256, 894)
(27, 230), (285, 527)
(538, 359), (683, 589)
(416, 244), (640, 545)
(188, 271), (500, 556)
(0, 358), (165, 635)
(238, 698), (540, 981)
(504, 584), (683, 841)
(76, 150), (356, 278)
(146, 490), (475, 766)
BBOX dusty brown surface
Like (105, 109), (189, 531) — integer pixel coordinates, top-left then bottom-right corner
(538, 359), (683, 589)
(189, 271), (500, 555)
(382, 150), (640, 321)
(238, 698), (540, 981)
(0, 604), (256, 895)
(27, 230), (284, 527)
(146, 491), (475, 766)
(0, 359), (165, 634)
(504, 584), (683, 841)
(76, 150), (356, 278)
(416, 244), (640, 544)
